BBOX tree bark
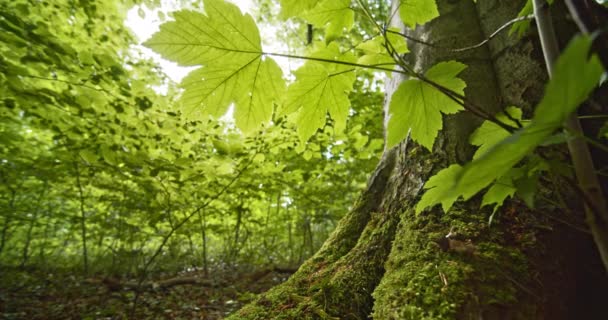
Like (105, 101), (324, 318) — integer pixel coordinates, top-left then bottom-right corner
(231, 1), (608, 319)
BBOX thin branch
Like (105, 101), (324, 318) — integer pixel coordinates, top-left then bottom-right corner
(354, 0), (384, 34)
(452, 15), (535, 52)
(384, 15), (535, 52)
(385, 29), (438, 48)
(578, 115), (608, 120)
(140, 156), (254, 274)
(536, 196), (591, 234)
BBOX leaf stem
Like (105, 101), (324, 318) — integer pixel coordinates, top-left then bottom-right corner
(261, 51), (405, 74)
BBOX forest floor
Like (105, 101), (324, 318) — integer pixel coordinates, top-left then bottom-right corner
(0, 265), (294, 319)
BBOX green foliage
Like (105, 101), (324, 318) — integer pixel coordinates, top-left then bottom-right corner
(144, 2), (285, 132)
(0, 0), (385, 275)
(357, 28), (408, 68)
(469, 107), (523, 160)
(281, 43), (357, 141)
(387, 61), (466, 150)
(278, 0), (318, 20)
(510, 0), (554, 36)
(417, 36), (603, 214)
(301, 0), (354, 41)
(415, 164), (463, 213)
(398, 0), (439, 29)
(3, 0), (605, 297)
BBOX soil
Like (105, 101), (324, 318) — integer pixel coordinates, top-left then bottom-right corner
(0, 265), (294, 320)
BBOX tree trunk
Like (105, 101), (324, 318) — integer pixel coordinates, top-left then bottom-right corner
(0, 188), (16, 256)
(231, 1), (608, 319)
(198, 210), (209, 276)
(21, 183), (47, 267)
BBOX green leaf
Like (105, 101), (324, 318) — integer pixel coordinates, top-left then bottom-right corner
(509, 0), (554, 36)
(509, 0), (532, 36)
(534, 37), (603, 126)
(279, 0), (318, 20)
(415, 164), (462, 213)
(386, 29), (409, 54)
(234, 57), (285, 132)
(303, 149), (313, 160)
(253, 153), (265, 163)
(417, 35), (603, 212)
(387, 61), (466, 150)
(101, 145), (117, 166)
(356, 29), (408, 68)
(79, 149), (99, 165)
(302, 0), (354, 41)
(481, 168), (520, 213)
(515, 171), (539, 208)
(281, 43), (356, 142)
(144, 1), (285, 133)
(399, 0), (439, 29)
(470, 106), (522, 159)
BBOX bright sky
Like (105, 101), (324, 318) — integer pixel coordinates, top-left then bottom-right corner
(125, 0), (256, 82)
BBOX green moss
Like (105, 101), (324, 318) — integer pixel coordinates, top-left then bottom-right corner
(231, 203), (401, 320)
(372, 206), (535, 319)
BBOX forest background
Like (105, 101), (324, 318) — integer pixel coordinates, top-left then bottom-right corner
(1, 0), (385, 318)
(1, 0), (608, 319)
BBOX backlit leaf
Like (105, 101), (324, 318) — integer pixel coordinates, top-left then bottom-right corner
(302, 0), (354, 41)
(399, 0), (439, 29)
(144, 0), (285, 133)
(278, 0), (318, 20)
(281, 43), (356, 142)
(481, 168), (520, 213)
(387, 61), (466, 150)
(357, 29), (408, 69)
(415, 164), (462, 213)
(470, 107), (523, 159)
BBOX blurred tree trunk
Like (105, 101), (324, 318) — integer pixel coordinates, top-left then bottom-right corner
(231, 0), (607, 319)
(20, 182), (47, 267)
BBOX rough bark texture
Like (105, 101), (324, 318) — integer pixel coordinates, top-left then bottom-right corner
(231, 1), (608, 319)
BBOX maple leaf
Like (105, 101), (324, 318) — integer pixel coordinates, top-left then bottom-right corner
(280, 43), (356, 142)
(387, 61), (466, 150)
(399, 0), (439, 29)
(144, 0), (285, 133)
(302, 0), (354, 41)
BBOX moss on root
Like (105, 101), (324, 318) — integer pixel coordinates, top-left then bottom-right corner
(228, 152), (399, 320)
(372, 205), (535, 320)
(231, 208), (400, 320)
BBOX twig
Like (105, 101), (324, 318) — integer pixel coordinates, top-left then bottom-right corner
(452, 15), (535, 52)
(385, 29), (438, 48)
(384, 15), (535, 53)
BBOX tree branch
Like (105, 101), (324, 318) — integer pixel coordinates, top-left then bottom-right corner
(451, 15), (535, 52)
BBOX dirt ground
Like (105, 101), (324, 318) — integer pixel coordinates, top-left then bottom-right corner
(0, 266), (293, 319)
